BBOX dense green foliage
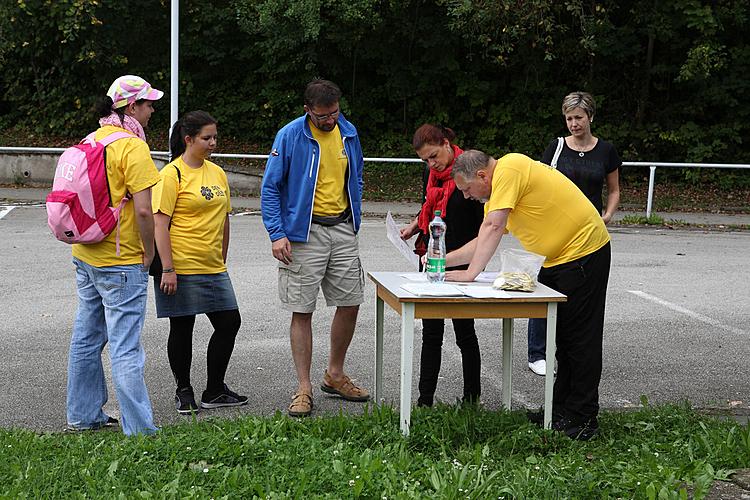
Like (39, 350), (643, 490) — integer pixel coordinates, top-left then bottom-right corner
(1, 0), (749, 176)
(1, 404), (749, 497)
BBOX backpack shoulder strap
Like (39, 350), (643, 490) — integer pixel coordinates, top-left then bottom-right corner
(98, 131), (135, 147)
(551, 137), (564, 169)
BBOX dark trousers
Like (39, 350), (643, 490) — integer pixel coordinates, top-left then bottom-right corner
(418, 317), (481, 406)
(537, 243), (611, 423)
(167, 309), (241, 395)
(527, 317), (547, 362)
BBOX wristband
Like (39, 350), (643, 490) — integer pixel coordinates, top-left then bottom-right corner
(162, 268), (175, 273)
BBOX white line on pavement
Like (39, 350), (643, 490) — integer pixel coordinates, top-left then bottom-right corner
(628, 290), (746, 336)
(0, 206), (15, 220)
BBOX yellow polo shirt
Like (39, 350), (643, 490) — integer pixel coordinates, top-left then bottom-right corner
(310, 120), (348, 216)
(484, 153), (610, 267)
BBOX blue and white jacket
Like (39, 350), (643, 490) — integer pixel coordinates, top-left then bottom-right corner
(261, 113), (364, 243)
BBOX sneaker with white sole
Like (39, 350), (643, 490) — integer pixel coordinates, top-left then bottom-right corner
(175, 386), (200, 415)
(200, 384), (248, 409)
(64, 416), (119, 433)
(528, 359), (546, 376)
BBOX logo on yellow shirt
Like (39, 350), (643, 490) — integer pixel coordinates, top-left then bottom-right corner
(201, 186), (226, 200)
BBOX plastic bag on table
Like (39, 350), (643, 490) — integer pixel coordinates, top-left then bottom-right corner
(492, 248), (545, 292)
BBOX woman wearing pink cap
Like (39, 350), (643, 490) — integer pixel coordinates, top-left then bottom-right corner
(66, 75), (163, 436)
(97, 74), (163, 140)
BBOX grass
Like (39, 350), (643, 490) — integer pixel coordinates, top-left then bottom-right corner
(363, 162), (424, 202)
(1, 403), (748, 498)
(620, 214), (667, 225)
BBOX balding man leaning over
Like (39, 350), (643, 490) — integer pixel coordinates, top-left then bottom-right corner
(444, 149), (611, 441)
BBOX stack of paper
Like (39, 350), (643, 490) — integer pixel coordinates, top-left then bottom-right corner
(399, 272), (428, 282)
(458, 286), (511, 298)
(400, 283), (466, 296)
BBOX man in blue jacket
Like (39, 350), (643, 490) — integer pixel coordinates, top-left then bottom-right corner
(261, 79), (369, 417)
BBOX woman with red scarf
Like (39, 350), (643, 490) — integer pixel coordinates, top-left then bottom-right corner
(400, 124), (484, 407)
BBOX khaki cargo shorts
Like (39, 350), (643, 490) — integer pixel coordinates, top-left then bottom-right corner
(278, 222), (365, 313)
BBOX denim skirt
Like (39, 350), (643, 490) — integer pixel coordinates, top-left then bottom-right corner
(154, 271), (238, 318)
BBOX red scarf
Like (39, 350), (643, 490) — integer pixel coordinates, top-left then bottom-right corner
(417, 144), (463, 235)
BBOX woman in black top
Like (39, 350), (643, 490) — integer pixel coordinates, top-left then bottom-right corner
(540, 92), (621, 222)
(527, 91), (621, 376)
(400, 124), (484, 406)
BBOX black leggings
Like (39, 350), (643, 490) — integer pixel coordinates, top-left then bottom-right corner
(418, 318), (481, 406)
(167, 309), (241, 395)
(416, 262), (481, 406)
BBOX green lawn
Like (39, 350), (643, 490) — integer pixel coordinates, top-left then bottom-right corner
(1, 403), (748, 498)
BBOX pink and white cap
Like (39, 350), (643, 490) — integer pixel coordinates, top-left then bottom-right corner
(107, 75), (164, 109)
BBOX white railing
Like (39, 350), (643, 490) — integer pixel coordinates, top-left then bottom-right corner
(623, 162), (750, 217)
(1, 147), (747, 216)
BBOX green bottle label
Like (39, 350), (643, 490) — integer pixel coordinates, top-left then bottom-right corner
(426, 257), (446, 274)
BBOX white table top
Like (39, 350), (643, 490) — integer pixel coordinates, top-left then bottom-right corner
(368, 271), (566, 304)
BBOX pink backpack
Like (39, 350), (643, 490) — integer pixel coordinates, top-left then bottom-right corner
(46, 131), (134, 254)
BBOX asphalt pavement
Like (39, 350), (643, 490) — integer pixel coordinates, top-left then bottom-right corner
(0, 188), (748, 433)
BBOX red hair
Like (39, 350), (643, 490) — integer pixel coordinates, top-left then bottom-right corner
(412, 124), (456, 150)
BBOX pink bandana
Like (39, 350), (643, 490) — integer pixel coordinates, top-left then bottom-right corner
(98, 113), (146, 141)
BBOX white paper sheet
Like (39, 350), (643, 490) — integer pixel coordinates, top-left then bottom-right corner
(386, 211), (420, 271)
(400, 283), (466, 297)
(457, 285), (512, 298)
(399, 272), (428, 282)
(475, 271), (500, 283)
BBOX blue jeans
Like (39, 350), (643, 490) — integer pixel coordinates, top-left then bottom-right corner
(528, 318), (547, 363)
(67, 258), (157, 436)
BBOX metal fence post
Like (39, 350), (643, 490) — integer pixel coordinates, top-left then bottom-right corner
(646, 165), (656, 218)
(169, 0), (179, 151)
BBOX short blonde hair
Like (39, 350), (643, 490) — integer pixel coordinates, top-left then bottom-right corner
(562, 91), (596, 120)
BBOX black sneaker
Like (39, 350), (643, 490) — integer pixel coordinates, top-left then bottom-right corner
(175, 386), (200, 415)
(64, 416), (119, 433)
(554, 416), (599, 441)
(100, 416), (119, 428)
(417, 396), (434, 408)
(200, 384), (248, 409)
(526, 408), (563, 428)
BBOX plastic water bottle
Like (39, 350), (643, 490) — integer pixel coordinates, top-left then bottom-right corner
(426, 210), (447, 282)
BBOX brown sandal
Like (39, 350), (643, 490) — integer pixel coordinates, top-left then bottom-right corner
(288, 391), (313, 417)
(321, 370), (370, 402)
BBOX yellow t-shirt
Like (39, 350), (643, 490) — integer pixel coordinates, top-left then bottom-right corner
(72, 125), (160, 267)
(484, 153), (610, 267)
(309, 119), (348, 216)
(152, 157), (231, 275)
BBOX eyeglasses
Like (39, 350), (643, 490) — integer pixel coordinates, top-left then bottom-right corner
(308, 108), (340, 121)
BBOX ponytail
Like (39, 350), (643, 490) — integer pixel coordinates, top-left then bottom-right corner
(93, 95), (124, 122)
(169, 120), (185, 160)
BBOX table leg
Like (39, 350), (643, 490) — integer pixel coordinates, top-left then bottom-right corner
(374, 295), (384, 403)
(543, 303), (558, 429)
(501, 318), (514, 410)
(399, 302), (415, 436)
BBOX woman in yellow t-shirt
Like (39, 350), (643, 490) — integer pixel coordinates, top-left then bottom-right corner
(152, 110), (246, 414)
